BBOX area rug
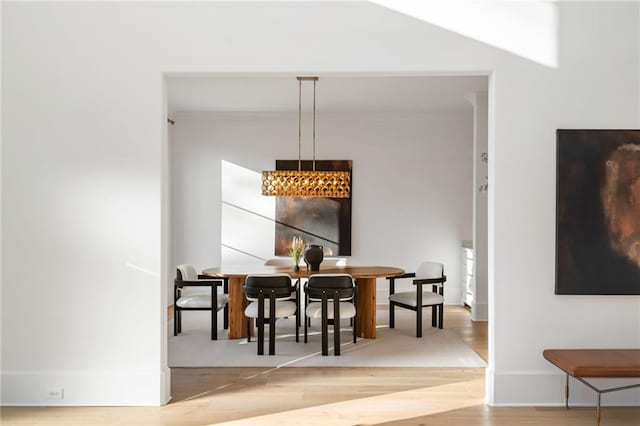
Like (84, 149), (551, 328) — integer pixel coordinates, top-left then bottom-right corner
(169, 308), (486, 368)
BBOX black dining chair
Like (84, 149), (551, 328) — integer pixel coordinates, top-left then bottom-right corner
(174, 264), (228, 340)
(387, 262), (446, 338)
(243, 274), (299, 355)
(304, 273), (357, 356)
(264, 258), (302, 327)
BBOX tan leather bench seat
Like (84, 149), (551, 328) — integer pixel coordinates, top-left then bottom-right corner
(543, 349), (640, 378)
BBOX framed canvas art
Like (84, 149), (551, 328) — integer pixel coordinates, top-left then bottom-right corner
(274, 160), (352, 256)
(556, 129), (640, 294)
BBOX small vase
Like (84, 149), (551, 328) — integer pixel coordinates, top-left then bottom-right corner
(304, 244), (324, 271)
(292, 259), (300, 272)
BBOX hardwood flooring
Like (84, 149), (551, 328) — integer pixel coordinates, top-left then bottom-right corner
(2, 306), (638, 425)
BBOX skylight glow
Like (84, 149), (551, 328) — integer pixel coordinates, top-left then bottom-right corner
(373, 0), (559, 68)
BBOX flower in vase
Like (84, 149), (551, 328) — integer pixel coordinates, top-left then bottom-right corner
(287, 236), (305, 268)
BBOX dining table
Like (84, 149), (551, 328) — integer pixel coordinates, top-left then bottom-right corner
(202, 264), (405, 339)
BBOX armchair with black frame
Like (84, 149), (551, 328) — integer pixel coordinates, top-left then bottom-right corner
(264, 258), (302, 328)
(243, 274), (299, 355)
(304, 273), (357, 356)
(174, 264), (229, 340)
(387, 262), (446, 338)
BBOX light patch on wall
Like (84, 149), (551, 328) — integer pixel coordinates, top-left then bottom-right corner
(372, 0), (559, 68)
(221, 160), (275, 264)
(124, 262), (160, 278)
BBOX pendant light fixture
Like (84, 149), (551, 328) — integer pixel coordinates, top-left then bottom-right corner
(261, 77), (351, 198)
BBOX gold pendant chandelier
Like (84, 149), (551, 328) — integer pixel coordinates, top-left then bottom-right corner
(261, 77), (351, 198)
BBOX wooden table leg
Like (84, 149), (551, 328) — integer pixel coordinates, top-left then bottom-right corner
(227, 275), (249, 339)
(355, 277), (377, 339)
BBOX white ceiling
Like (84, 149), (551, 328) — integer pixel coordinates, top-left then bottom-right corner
(167, 75), (488, 114)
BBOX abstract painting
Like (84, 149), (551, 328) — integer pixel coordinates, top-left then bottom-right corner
(274, 160), (352, 256)
(556, 129), (640, 294)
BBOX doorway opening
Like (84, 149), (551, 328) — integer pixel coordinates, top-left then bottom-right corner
(162, 72), (493, 410)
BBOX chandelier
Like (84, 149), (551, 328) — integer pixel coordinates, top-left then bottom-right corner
(261, 77), (351, 198)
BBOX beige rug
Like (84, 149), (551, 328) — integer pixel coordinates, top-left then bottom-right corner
(168, 308), (486, 368)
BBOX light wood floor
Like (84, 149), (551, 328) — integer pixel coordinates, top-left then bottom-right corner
(2, 306), (638, 425)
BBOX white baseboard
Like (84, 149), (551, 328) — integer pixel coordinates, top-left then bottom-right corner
(471, 302), (488, 321)
(489, 371), (640, 406)
(162, 367), (172, 405)
(1, 368), (171, 406)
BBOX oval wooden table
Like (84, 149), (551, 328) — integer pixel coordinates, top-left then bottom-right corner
(202, 265), (404, 340)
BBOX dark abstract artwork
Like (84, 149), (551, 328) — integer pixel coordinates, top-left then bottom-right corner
(556, 129), (640, 294)
(274, 160), (352, 256)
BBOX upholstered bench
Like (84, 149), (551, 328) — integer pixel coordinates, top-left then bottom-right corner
(543, 349), (640, 425)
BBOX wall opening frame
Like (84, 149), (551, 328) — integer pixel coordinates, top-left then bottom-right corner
(163, 71), (494, 405)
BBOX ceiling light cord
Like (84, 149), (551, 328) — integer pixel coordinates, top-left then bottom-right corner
(298, 78), (302, 172)
(313, 79), (317, 172)
(260, 76), (351, 198)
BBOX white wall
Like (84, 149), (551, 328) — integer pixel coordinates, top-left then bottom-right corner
(169, 111), (473, 305)
(2, 1), (639, 407)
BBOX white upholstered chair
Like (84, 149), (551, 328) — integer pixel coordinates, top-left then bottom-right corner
(174, 264), (229, 340)
(264, 258), (301, 327)
(264, 257), (296, 267)
(322, 257), (348, 267)
(387, 262), (446, 338)
(304, 274), (356, 356)
(243, 274), (299, 355)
